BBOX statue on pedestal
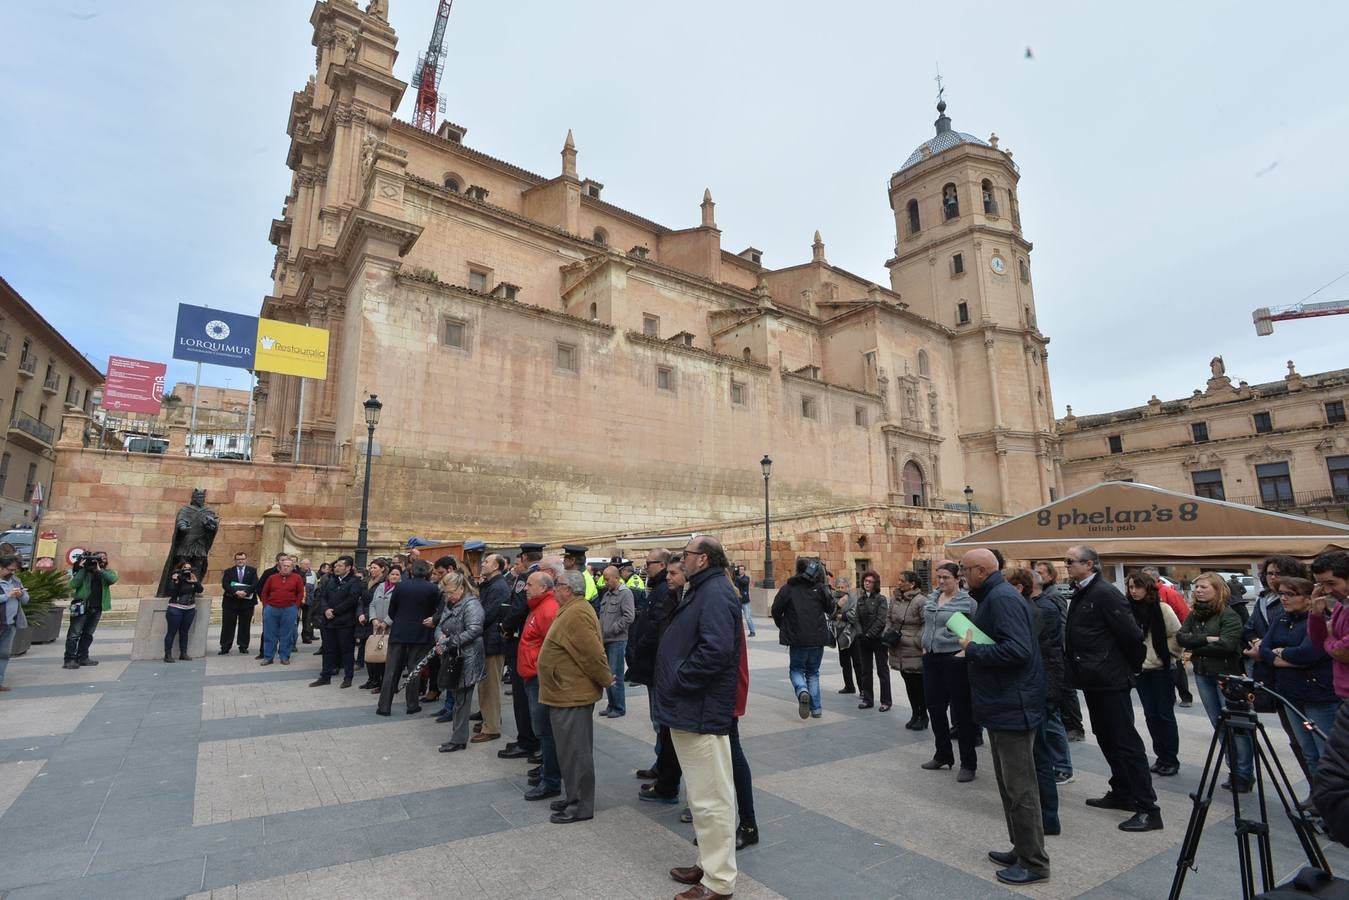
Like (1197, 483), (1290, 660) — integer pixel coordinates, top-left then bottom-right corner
(157, 488), (219, 597)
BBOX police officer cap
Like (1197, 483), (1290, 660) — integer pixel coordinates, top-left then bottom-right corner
(519, 542), (545, 554)
(562, 544), (588, 557)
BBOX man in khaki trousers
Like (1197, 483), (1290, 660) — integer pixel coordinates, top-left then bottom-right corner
(472, 554), (510, 742)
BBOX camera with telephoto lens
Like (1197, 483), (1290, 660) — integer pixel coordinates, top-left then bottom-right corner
(1217, 674), (1260, 710)
(78, 552), (104, 571)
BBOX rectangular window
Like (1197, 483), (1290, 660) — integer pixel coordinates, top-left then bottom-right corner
(1256, 461), (1293, 507)
(1253, 411), (1273, 434)
(730, 381), (745, 406)
(656, 366), (674, 393)
(23, 463), (36, 501)
(1108, 435), (1123, 454)
(1191, 468), (1225, 500)
(442, 317), (467, 350)
(1329, 456), (1349, 501)
(502, 284), (518, 301)
(951, 253), (964, 275)
(956, 301), (969, 324)
(468, 269), (489, 292)
(1191, 421), (1209, 443)
(0, 453), (9, 494)
(854, 406), (867, 427)
(1327, 401), (1346, 424)
(642, 314), (660, 337)
(801, 396), (817, 420)
(1048, 486), (1058, 501)
(555, 342), (577, 373)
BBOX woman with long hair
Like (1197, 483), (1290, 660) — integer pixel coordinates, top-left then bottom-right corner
(1178, 573), (1253, 792)
(853, 571), (892, 711)
(887, 571), (927, 730)
(361, 563), (399, 692)
(1125, 573), (1182, 777)
(919, 562), (979, 782)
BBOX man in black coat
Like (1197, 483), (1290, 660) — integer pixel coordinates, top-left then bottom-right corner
(472, 553), (509, 742)
(218, 550), (259, 655)
(499, 543), (542, 758)
(654, 535), (741, 900)
(1063, 544), (1160, 832)
(771, 558), (834, 719)
(627, 548), (670, 782)
(310, 555), (364, 689)
(376, 559), (441, 715)
(959, 550), (1049, 887)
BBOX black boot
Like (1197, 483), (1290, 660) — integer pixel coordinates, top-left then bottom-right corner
(735, 824), (759, 850)
(914, 711), (929, 731)
(904, 713), (920, 730)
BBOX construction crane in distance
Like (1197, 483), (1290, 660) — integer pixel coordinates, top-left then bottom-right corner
(411, 0), (453, 132)
(1253, 299), (1349, 335)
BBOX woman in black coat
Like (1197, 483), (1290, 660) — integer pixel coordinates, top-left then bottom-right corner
(375, 560), (442, 717)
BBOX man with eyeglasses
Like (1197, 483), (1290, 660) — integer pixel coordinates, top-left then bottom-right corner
(628, 548), (673, 781)
(655, 536), (741, 900)
(1062, 545), (1161, 832)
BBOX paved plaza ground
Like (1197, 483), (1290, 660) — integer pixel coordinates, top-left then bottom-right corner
(0, 620), (1344, 899)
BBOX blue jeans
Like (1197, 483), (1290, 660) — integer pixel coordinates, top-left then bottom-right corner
(1135, 668), (1180, 769)
(1041, 704), (1073, 776)
(788, 646), (824, 713)
(604, 641), (626, 714)
(262, 605), (298, 662)
(1195, 674), (1253, 781)
(64, 606), (102, 663)
(0, 622), (15, 685)
(1288, 699), (1340, 778)
(164, 607), (196, 658)
(742, 602), (755, 635)
(525, 677), (561, 790)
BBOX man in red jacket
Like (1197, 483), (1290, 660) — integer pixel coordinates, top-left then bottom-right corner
(260, 556), (305, 665)
(1143, 568), (1193, 707)
(519, 571), (561, 801)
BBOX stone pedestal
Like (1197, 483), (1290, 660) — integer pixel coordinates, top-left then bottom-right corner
(750, 586), (775, 617)
(130, 595), (212, 660)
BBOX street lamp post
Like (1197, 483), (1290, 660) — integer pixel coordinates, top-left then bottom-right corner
(354, 394), (383, 569)
(963, 484), (975, 533)
(761, 455), (774, 589)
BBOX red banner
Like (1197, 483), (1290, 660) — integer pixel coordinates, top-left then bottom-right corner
(103, 356), (166, 414)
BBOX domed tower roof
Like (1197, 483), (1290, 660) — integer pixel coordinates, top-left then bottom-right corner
(896, 100), (993, 174)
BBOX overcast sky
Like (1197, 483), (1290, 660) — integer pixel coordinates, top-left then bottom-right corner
(3, 1), (1347, 416)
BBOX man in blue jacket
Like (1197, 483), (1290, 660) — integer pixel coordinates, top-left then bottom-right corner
(653, 535), (740, 900)
(958, 549), (1049, 887)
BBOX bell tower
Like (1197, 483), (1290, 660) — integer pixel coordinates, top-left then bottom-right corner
(884, 99), (1057, 513)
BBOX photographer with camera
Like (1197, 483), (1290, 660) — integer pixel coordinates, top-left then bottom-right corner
(64, 552), (118, 670)
(164, 559), (203, 663)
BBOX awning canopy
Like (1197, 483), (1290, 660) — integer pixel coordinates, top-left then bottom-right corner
(947, 481), (1349, 561)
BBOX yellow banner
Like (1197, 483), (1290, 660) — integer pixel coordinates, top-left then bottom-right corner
(255, 318), (330, 379)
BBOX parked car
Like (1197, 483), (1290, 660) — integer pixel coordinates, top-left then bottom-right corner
(0, 529), (34, 567)
(1213, 571), (1259, 602)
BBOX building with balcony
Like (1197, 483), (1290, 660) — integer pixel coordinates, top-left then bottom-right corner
(1057, 358), (1349, 523)
(0, 277), (102, 527)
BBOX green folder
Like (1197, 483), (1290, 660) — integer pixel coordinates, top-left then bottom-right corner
(945, 611), (994, 645)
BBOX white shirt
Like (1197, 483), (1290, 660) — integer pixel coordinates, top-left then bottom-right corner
(1076, 573), (1097, 592)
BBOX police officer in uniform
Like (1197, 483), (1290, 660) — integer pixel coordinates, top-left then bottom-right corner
(563, 545), (598, 603)
(499, 542), (543, 760)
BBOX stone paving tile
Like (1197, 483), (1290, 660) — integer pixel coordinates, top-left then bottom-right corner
(0, 758), (45, 818)
(0, 692), (103, 738)
(188, 806), (784, 900)
(598, 688), (847, 743)
(6, 658), (132, 686)
(201, 677), (378, 720)
(205, 646), (325, 678)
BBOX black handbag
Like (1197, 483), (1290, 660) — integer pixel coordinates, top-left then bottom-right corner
(881, 627), (902, 649)
(440, 651), (464, 690)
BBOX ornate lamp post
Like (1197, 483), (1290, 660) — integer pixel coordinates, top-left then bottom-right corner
(354, 394), (383, 568)
(761, 455), (774, 589)
(964, 484), (975, 533)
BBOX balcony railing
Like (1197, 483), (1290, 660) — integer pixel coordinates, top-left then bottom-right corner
(16, 354), (36, 376)
(41, 372), (60, 394)
(1224, 491), (1349, 511)
(8, 411), (54, 447)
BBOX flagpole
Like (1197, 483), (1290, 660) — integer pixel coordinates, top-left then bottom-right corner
(187, 361), (202, 456)
(294, 377), (305, 462)
(243, 371), (256, 460)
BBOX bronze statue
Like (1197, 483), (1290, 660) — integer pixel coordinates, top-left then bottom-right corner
(157, 488), (219, 597)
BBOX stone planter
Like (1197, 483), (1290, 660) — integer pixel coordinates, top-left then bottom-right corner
(9, 627), (32, 657)
(28, 603), (66, 644)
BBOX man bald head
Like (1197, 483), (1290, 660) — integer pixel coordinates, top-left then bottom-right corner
(603, 565), (621, 592)
(960, 548), (1000, 590)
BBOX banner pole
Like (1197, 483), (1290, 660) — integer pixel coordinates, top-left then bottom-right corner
(294, 378), (305, 461)
(243, 371), (256, 460)
(188, 362), (202, 456)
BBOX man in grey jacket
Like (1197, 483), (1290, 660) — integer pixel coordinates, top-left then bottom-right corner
(597, 565), (635, 717)
(0, 556), (29, 691)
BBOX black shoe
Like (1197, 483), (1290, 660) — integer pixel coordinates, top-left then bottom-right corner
(527, 753), (543, 765)
(470, 711), (482, 721)
(988, 849), (1018, 866)
(254, 654), (264, 660)
(375, 709), (391, 717)
(1153, 762), (1180, 777)
(62, 661), (79, 669)
(1222, 777), (1253, 794)
(550, 810), (592, 824)
(301, 638), (313, 644)
(1119, 810), (1163, 832)
(180, 655), (192, 662)
(1043, 819), (1061, 836)
(527, 775), (541, 787)
(914, 712), (929, 730)
(217, 649), (230, 655)
(340, 678), (352, 689)
(406, 706), (421, 715)
(308, 678), (331, 687)
(635, 768), (659, 780)
(921, 758), (953, 771)
(838, 686), (856, 694)
(259, 659), (274, 666)
(996, 863), (1048, 885)
(798, 690), (811, 719)
(358, 680), (377, 690)
(904, 715), (920, 730)
(435, 712), (453, 723)
(312, 648), (323, 655)
(1067, 730), (1086, 742)
(735, 825), (759, 850)
(528, 765), (541, 778)
(858, 700), (874, 710)
(549, 799), (572, 812)
(957, 768), (976, 783)
(77, 659), (99, 667)
(498, 746), (531, 760)
(1086, 793), (1135, 811)
(163, 655), (175, 663)
(524, 785), (561, 801)
(974, 732), (984, 747)
(439, 742), (466, 753)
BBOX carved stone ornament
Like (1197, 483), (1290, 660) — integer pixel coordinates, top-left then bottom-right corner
(1102, 463), (1136, 481)
(1181, 450), (1224, 471)
(1316, 436), (1349, 456)
(1244, 446), (1293, 464)
(366, 0), (388, 21)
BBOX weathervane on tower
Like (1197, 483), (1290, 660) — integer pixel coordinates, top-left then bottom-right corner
(935, 64), (945, 107)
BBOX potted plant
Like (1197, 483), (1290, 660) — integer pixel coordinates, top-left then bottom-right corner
(13, 569), (72, 652)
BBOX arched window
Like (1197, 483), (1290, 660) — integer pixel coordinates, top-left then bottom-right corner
(907, 199), (921, 234)
(981, 179), (998, 215)
(942, 183), (960, 220)
(902, 461), (926, 507)
(588, 302), (598, 320)
(742, 347), (753, 360)
(592, 227), (608, 245)
(917, 349), (930, 377)
(443, 174), (461, 193)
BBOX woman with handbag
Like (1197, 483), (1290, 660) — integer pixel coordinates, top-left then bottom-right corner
(436, 570), (485, 753)
(361, 563), (399, 691)
(887, 571), (927, 730)
(355, 559), (387, 676)
(831, 582), (860, 695)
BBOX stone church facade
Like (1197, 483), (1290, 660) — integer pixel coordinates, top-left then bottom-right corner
(254, 0), (1059, 544)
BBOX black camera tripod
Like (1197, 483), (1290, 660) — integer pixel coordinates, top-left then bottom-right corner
(1169, 682), (1330, 899)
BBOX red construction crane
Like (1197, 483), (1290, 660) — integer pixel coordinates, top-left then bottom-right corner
(1253, 299), (1349, 335)
(410, 0), (453, 132)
